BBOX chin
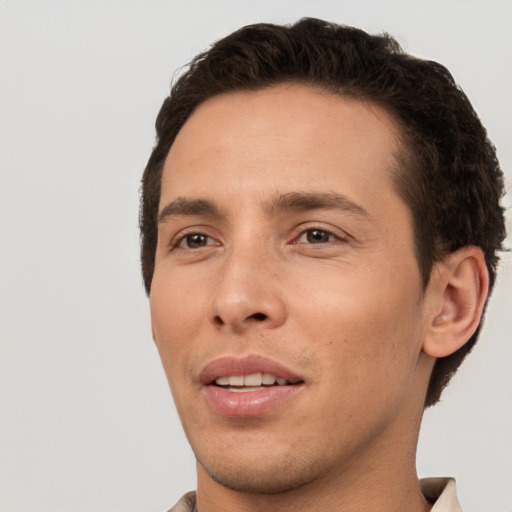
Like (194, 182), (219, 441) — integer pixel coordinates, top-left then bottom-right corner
(197, 450), (327, 495)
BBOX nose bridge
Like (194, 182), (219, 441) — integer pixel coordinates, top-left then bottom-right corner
(209, 233), (285, 331)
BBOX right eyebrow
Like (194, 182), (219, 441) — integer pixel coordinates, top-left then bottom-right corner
(158, 197), (222, 224)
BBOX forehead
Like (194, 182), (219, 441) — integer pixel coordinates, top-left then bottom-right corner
(161, 84), (401, 208)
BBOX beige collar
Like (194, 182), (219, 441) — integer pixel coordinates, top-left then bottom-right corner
(421, 478), (462, 512)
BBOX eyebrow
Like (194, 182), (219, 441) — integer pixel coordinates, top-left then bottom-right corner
(263, 191), (373, 220)
(158, 197), (222, 224)
(158, 191), (372, 224)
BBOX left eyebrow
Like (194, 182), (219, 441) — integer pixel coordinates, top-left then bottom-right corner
(263, 191), (373, 222)
(158, 197), (222, 224)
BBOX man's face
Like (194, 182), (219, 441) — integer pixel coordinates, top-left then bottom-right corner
(151, 85), (433, 493)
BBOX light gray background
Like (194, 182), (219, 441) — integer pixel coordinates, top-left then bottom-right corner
(1, 1), (511, 511)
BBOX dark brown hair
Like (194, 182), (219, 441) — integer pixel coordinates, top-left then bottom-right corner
(140, 18), (506, 407)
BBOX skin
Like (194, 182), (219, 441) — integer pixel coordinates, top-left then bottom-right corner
(150, 84), (486, 512)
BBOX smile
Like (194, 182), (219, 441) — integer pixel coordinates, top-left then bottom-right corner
(200, 356), (305, 417)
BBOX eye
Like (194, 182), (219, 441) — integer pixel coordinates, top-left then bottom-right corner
(297, 228), (338, 244)
(175, 233), (217, 249)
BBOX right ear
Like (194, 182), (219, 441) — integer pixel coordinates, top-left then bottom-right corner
(421, 246), (489, 359)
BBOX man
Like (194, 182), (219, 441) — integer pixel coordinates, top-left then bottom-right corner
(140, 18), (506, 512)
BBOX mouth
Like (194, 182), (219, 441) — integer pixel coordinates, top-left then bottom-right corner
(212, 372), (301, 392)
(200, 355), (305, 417)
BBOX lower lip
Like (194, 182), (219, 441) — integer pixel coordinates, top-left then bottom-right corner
(204, 384), (303, 417)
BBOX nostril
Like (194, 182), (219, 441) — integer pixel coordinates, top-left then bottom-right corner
(250, 312), (267, 321)
(213, 315), (224, 326)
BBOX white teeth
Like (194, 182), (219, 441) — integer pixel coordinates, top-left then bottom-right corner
(262, 373), (276, 385)
(244, 373), (262, 386)
(214, 373), (290, 386)
(229, 375), (244, 386)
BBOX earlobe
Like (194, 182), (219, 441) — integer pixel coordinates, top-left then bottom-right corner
(423, 246), (489, 358)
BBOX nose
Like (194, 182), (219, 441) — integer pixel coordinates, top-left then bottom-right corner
(208, 247), (287, 333)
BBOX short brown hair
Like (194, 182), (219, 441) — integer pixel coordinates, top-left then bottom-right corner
(140, 18), (506, 407)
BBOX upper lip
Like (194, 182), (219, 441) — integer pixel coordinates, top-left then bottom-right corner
(199, 355), (304, 385)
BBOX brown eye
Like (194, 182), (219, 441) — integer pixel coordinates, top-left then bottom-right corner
(300, 229), (334, 244)
(307, 229), (330, 243)
(180, 233), (210, 248)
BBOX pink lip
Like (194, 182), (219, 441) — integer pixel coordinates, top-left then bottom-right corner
(200, 355), (305, 418)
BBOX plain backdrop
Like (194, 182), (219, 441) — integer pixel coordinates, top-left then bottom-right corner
(1, 1), (511, 511)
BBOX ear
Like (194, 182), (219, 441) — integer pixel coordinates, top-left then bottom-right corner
(422, 246), (489, 358)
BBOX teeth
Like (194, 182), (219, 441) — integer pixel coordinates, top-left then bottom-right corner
(229, 375), (244, 386)
(262, 373), (276, 385)
(214, 373), (290, 387)
(243, 373), (262, 386)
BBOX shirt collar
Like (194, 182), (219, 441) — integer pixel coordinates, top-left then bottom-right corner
(421, 478), (462, 512)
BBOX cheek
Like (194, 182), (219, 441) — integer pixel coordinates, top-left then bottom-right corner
(151, 264), (209, 333)
(298, 292), (423, 437)
(293, 263), (423, 387)
(149, 268), (209, 384)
